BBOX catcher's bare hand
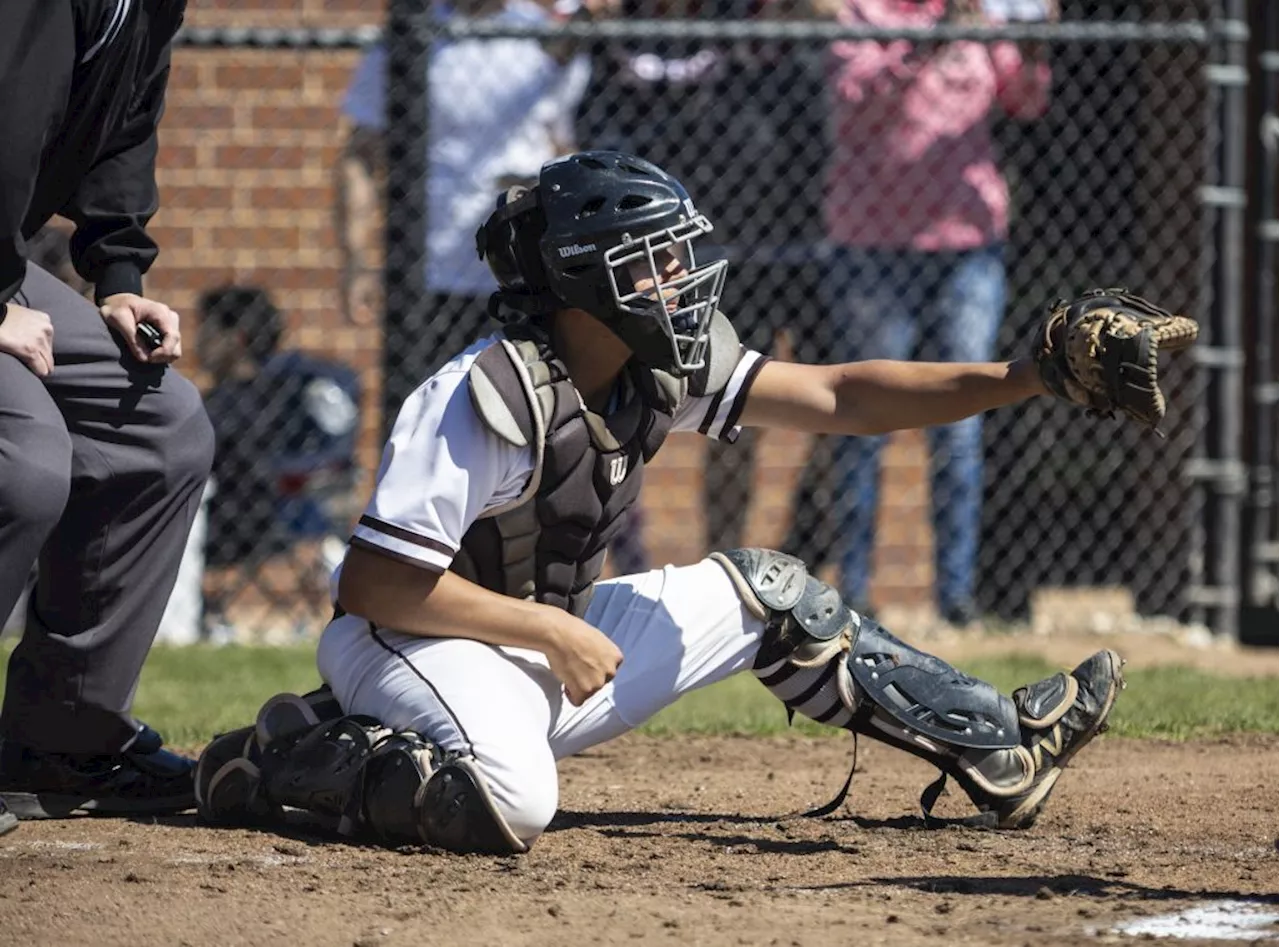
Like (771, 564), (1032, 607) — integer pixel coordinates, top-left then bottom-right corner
(546, 613), (624, 706)
(1032, 287), (1199, 430)
(0, 303), (55, 377)
(100, 293), (183, 364)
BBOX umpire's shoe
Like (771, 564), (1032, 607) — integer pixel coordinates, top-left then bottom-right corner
(975, 649), (1125, 830)
(0, 796), (17, 836)
(0, 723), (195, 819)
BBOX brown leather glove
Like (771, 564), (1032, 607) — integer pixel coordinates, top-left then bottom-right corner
(1032, 288), (1199, 429)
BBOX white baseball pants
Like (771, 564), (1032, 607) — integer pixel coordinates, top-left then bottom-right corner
(316, 558), (766, 845)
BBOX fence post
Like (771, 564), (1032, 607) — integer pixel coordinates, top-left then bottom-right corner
(382, 0), (430, 438)
(1241, 0), (1278, 644)
(1190, 0), (1249, 637)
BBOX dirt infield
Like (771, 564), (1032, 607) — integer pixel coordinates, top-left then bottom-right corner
(0, 732), (1275, 947)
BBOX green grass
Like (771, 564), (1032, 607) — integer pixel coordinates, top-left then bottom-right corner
(1, 642), (1275, 747)
(0, 642), (325, 748)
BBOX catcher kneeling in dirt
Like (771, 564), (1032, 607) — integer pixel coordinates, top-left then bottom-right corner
(196, 152), (1197, 854)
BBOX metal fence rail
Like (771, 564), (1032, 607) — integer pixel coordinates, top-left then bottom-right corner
(176, 20), (1217, 45)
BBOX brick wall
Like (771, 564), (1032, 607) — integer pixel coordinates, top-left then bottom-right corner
(154, 1), (937, 611)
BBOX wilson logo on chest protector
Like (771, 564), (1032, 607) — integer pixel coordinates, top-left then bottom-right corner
(608, 456), (628, 485)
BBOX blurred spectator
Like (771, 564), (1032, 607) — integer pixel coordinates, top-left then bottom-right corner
(578, 0), (837, 562)
(199, 286), (362, 638)
(336, 0), (591, 393)
(811, 0), (1054, 624)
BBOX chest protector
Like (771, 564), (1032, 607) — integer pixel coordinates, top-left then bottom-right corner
(454, 313), (740, 616)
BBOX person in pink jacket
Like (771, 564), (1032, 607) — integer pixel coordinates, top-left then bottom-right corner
(815, 0), (1054, 625)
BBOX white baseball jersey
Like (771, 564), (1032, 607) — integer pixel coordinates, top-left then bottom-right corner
(318, 333), (773, 846)
(342, 5), (591, 296)
(345, 334), (770, 577)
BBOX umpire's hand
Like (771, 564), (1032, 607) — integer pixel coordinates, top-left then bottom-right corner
(0, 303), (55, 377)
(100, 293), (183, 364)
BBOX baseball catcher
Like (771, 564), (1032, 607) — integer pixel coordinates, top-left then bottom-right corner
(196, 152), (1194, 853)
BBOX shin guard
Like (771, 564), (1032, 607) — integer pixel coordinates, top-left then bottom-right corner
(711, 549), (1121, 828)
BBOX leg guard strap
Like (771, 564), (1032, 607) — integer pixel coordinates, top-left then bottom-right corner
(259, 715), (390, 819)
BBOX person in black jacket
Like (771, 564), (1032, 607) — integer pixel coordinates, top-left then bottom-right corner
(0, 0), (215, 830)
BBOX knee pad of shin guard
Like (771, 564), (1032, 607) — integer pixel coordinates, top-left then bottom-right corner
(360, 738), (527, 855)
(711, 548), (860, 727)
(710, 548), (854, 668)
(419, 758), (528, 855)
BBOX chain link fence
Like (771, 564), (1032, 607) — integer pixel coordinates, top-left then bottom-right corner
(130, 1), (1266, 645)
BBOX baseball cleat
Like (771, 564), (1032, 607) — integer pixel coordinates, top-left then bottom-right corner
(990, 649), (1126, 829)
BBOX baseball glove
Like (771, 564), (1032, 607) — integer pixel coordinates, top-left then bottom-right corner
(1032, 288), (1199, 430)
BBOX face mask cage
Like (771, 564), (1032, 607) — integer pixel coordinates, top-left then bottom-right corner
(603, 215), (728, 375)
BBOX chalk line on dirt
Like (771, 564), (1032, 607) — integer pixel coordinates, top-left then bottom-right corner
(1109, 900), (1279, 940)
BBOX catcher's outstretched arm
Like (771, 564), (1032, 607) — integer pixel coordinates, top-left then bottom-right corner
(739, 357), (1047, 437)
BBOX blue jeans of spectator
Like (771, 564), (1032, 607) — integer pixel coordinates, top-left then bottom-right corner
(823, 244), (1006, 613)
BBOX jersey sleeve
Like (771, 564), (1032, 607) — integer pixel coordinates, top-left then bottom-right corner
(349, 365), (533, 572)
(672, 348), (771, 443)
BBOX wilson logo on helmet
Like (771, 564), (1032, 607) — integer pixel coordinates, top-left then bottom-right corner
(557, 242), (598, 259)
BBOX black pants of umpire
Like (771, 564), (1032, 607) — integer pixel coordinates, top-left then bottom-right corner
(0, 264), (214, 756)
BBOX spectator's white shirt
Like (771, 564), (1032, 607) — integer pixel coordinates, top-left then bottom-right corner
(343, 2), (591, 296)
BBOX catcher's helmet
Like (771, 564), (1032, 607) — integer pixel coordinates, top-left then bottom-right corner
(476, 151), (727, 377)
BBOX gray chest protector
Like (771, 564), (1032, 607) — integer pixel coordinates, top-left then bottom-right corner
(454, 314), (740, 616)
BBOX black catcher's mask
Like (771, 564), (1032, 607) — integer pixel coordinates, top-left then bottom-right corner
(476, 151), (728, 377)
